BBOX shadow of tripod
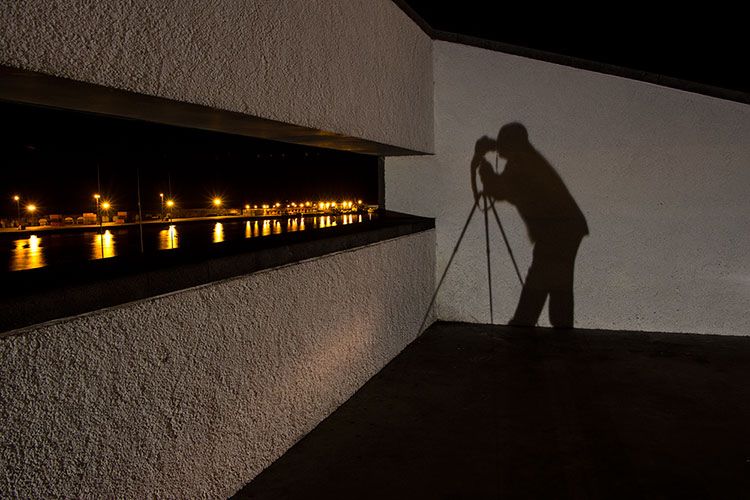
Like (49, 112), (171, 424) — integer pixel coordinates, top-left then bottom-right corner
(419, 191), (524, 332)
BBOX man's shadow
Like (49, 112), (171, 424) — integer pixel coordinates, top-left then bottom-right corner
(472, 123), (588, 328)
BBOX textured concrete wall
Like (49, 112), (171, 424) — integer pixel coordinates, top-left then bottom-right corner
(387, 41), (750, 336)
(0, 231), (436, 498)
(0, 0), (433, 153)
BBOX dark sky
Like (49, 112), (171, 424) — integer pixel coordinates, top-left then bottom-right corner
(402, 1), (748, 94)
(2, 102), (378, 217)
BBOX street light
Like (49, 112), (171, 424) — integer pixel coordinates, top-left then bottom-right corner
(13, 195), (20, 228)
(166, 199), (174, 221)
(101, 201), (111, 224)
(160, 193), (164, 220)
(94, 194), (101, 225)
(212, 197), (223, 217)
(26, 204), (36, 226)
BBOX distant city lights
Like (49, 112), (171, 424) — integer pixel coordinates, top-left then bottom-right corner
(5, 191), (372, 232)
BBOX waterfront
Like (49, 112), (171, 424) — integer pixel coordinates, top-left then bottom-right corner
(2, 213), (371, 272)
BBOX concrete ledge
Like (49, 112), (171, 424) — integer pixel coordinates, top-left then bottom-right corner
(0, 66), (428, 156)
(1, 213), (434, 335)
(0, 229), (436, 497)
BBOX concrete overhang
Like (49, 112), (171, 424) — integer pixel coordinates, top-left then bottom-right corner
(0, 65), (426, 157)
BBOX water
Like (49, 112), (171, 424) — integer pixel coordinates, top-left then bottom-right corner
(2, 214), (371, 272)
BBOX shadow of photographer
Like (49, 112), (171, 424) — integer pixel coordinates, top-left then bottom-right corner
(473, 123), (588, 328)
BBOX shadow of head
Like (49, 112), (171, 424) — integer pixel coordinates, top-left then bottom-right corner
(496, 122), (530, 159)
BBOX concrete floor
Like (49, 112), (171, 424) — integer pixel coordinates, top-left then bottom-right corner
(234, 322), (750, 499)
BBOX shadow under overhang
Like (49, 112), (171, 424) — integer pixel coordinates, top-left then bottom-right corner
(0, 65), (427, 157)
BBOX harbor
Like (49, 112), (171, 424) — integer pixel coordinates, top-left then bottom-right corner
(1, 211), (375, 272)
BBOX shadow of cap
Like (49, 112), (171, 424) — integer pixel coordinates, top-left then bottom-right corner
(497, 123), (529, 157)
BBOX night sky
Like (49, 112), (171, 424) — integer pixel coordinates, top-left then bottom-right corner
(402, 1), (748, 94)
(2, 101), (378, 217)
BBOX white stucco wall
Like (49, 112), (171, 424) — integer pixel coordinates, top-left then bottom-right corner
(0, 230), (436, 498)
(387, 41), (750, 336)
(0, 0), (433, 153)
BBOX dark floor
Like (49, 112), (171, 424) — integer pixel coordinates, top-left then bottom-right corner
(234, 322), (750, 499)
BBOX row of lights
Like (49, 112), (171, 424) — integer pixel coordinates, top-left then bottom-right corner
(11, 194), (364, 217)
(11, 193), (171, 215)
(237, 200), (364, 210)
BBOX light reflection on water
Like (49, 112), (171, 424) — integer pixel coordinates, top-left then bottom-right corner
(91, 230), (116, 260)
(318, 215), (337, 228)
(159, 225), (179, 250)
(213, 222), (224, 243)
(10, 234), (46, 271)
(6, 214), (373, 272)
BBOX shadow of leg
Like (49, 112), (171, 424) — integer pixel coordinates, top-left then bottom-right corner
(509, 265), (547, 326)
(548, 237), (581, 328)
(549, 289), (574, 328)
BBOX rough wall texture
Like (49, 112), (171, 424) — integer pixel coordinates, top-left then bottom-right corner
(387, 41), (750, 336)
(0, 0), (433, 153)
(0, 231), (436, 498)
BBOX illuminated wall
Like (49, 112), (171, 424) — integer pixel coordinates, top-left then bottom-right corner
(387, 41), (750, 336)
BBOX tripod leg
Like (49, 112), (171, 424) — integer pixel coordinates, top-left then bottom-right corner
(419, 200), (479, 332)
(483, 196), (494, 323)
(490, 203), (525, 287)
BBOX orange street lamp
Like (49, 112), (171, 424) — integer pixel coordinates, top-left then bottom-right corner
(26, 204), (36, 225)
(165, 199), (175, 221)
(212, 197), (224, 217)
(101, 201), (111, 225)
(93, 194), (101, 224)
(13, 195), (21, 227)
